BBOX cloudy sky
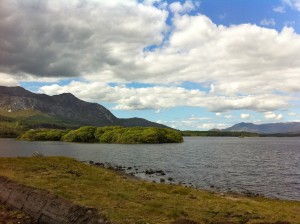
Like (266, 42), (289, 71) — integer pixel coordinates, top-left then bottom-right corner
(1, 0), (300, 130)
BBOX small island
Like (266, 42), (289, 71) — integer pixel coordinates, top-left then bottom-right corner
(20, 126), (184, 144)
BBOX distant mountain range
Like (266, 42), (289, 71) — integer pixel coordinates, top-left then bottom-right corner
(0, 86), (167, 129)
(225, 122), (300, 134)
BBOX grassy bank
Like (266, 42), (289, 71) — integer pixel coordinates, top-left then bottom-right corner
(0, 157), (299, 224)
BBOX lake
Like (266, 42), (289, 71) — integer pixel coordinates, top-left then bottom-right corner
(0, 137), (299, 201)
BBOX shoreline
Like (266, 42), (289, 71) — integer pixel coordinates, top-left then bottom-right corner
(0, 137), (299, 202)
(85, 159), (296, 202)
(0, 156), (299, 224)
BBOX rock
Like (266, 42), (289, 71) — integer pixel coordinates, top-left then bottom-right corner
(156, 170), (166, 175)
(145, 169), (155, 175)
(167, 177), (174, 181)
(160, 178), (165, 183)
(114, 166), (123, 171)
(94, 163), (104, 167)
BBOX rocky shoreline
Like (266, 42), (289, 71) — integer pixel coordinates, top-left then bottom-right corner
(85, 160), (264, 199)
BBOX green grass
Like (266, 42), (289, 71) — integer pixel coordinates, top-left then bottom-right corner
(0, 157), (299, 224)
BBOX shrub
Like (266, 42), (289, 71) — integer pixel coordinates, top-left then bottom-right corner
(62, 126), (97, 142)
(21, 129), (69, 141)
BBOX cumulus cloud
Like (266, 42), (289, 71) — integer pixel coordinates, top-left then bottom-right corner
(1, 0), (300, 113)
(264, 111), (283, 120)
(0, 0), (168, 80)
(169, 1), (196, 14)
(240, 113), (250, 119)
(0, 73), (19, 86)
(39, 81), (288, 112)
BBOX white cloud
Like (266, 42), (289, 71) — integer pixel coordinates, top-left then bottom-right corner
(197, 123), (230, 130)
(0, 73), (19, 86)
(240, 113), (250, 119)
(169, 1), (196, 14)
(273, 6), (286, 13)
(1, 1), (300, 114)
(39, 81), (288, 112)
(157, 119), (230, 130)
(264, 111), (283, 120)
(288, 112), (297, 116)
(260, 18), (276, 27)
(283, 0), (300, 11)
(0, 0), (168, 81)
(188, 116), (211, 121)
(224, 115), (232, 119)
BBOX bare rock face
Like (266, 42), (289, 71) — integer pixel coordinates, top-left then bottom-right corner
(0, 86), (167, 128)
(0, 176), (111, 224)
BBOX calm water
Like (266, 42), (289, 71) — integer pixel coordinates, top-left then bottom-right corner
(0, 137), (299, 201)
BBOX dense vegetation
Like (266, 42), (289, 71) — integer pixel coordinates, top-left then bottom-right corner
(0, 157), (299, 224)
(94, 126), (183, 143)
(62, 126), (97, 143)
(21, 129), (69, 141)
(21, 126), (183, 143)
(181, 130), (259, 137)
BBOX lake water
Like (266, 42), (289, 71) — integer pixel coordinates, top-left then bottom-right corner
(0, 137), (299, 201)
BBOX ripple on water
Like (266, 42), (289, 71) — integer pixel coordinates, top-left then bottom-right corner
(0, 137), (299, 200)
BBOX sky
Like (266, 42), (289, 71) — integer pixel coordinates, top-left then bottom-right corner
(1, 0), (300, 130)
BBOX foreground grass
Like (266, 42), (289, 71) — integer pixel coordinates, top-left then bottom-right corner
(0, 157), (299, 224)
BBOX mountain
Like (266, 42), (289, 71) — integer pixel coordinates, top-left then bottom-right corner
(225, 122), (300, 134)
(0, 86), (167, 129)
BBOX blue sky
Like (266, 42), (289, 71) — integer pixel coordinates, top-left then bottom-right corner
(1, 0), (300, 130)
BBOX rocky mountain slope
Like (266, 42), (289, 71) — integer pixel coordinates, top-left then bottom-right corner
(0, 86), (167, 128)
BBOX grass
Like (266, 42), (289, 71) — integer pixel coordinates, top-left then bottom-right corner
(0, 157), (299, 224)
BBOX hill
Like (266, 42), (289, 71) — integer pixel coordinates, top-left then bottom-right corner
(0, 86), (167, 135)
(225, 122), (300, 134)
